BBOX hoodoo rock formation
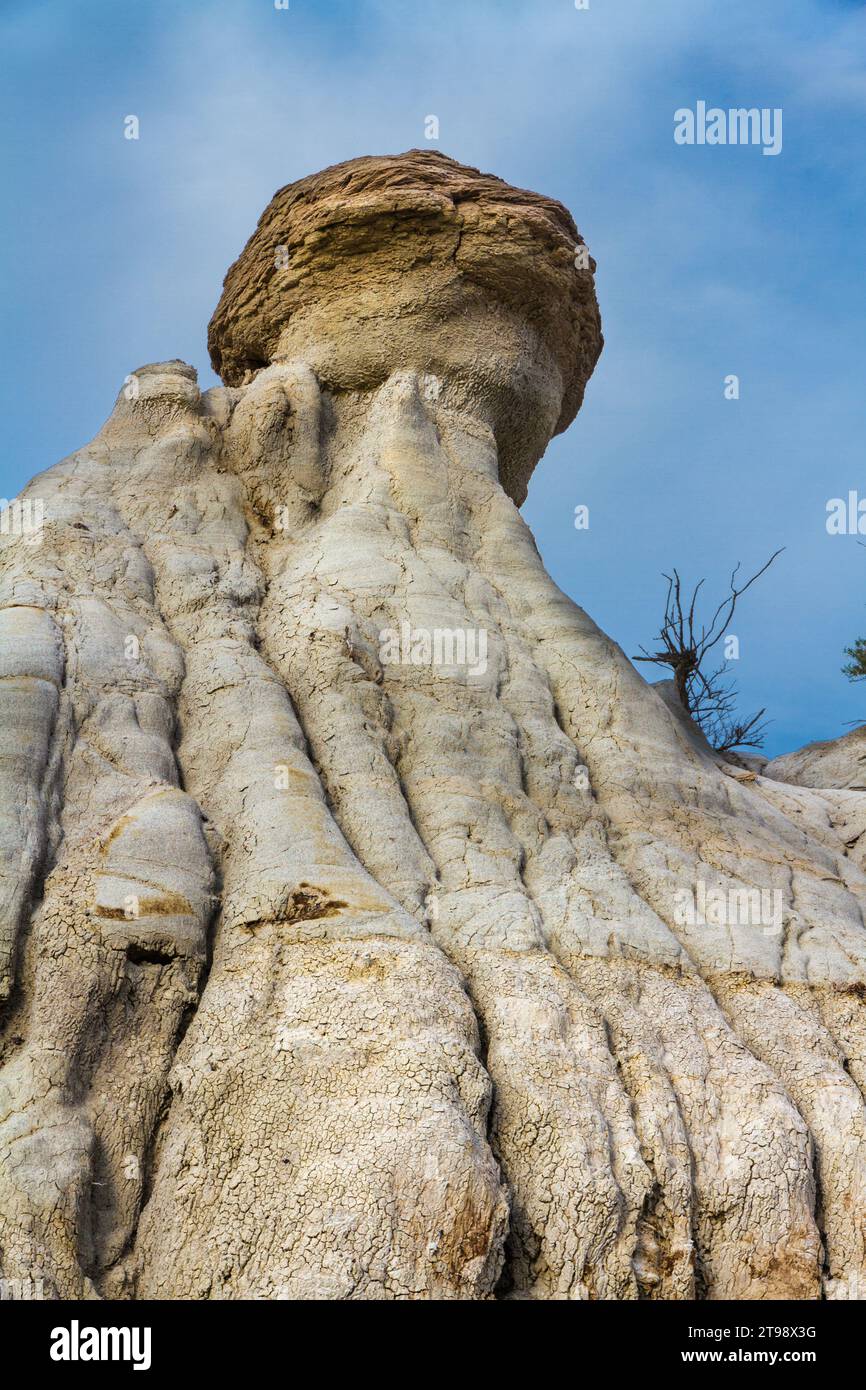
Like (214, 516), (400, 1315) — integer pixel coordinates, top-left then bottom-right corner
(2, 151), (865, 1301)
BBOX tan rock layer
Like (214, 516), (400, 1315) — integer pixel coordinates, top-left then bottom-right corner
(207, 150), (602, 506)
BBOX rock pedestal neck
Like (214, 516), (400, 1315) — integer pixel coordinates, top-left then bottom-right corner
(2, 152), (866, 1301)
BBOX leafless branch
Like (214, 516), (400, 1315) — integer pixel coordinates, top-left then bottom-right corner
(633, 550), (784, 752)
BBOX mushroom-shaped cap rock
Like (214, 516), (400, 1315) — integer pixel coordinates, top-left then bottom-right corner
(208, 150), (602, 504)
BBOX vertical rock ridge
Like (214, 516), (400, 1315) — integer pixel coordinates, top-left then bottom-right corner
(0, 426), (215, 1298)
(91, 363), (510, 1301)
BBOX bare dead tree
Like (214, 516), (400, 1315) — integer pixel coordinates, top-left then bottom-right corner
(633, 550), (784, 754)
(842, 543), (866, 686)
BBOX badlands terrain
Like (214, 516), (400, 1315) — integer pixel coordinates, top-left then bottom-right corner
(1, 152), (864, 1301)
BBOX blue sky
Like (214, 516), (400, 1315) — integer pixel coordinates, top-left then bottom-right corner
(2, 0), (865, 756)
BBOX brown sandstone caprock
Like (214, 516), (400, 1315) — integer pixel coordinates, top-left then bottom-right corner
(207, 150), (602, 508)
(1, 152), (865, 1301)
